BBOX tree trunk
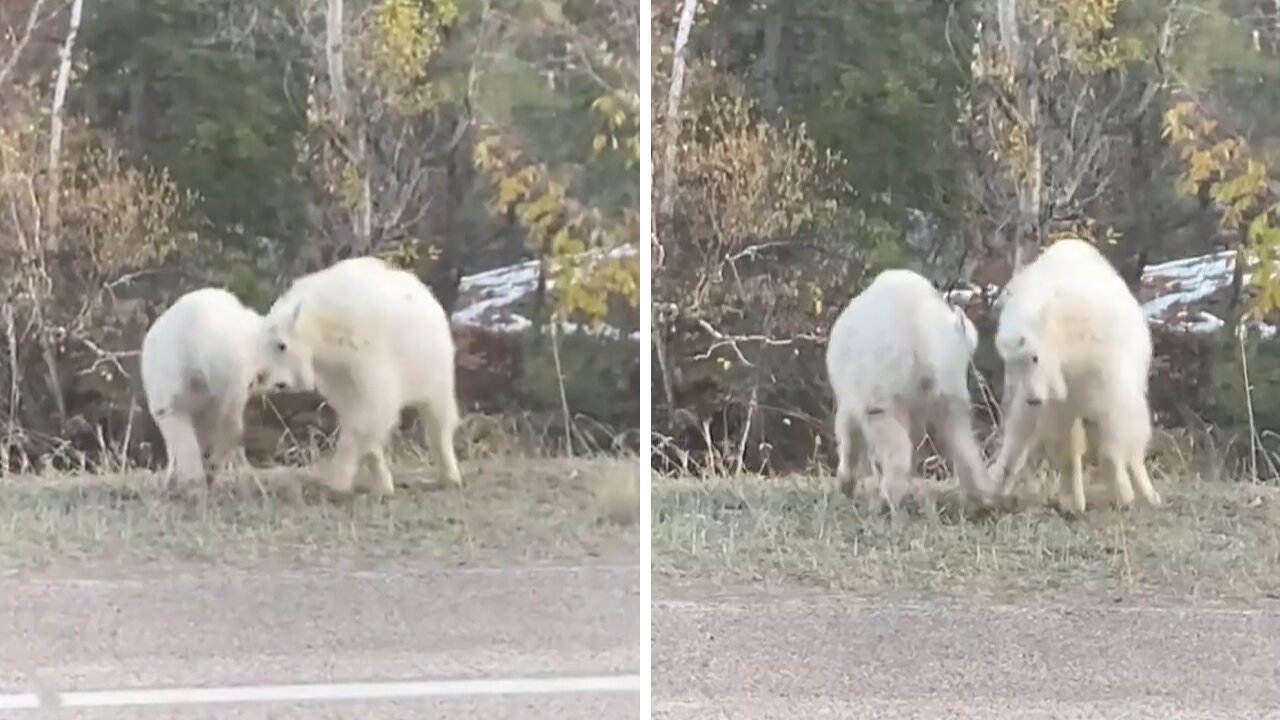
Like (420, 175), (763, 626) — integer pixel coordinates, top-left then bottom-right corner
(325, 0), (371, 255)
(325, 0), (348, 116)
(425, 116), (470, 316)
(653, 326), (677, 417)
(657, 0), (700, 220)
(1016, 83), (1043, 265)
(756, 1), (787, 116)
(125, 74), (145, 148)
(1226, 235), (1248, 337)
(1127, 106), (1155, 293)
(45, 0), (87, 254)
(996, 0), (1042, 267)
(996, 0), (1018, 68)
(353, 130), (372, 253)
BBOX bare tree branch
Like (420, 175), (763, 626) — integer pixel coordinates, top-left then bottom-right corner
(0, 0), (54, 89)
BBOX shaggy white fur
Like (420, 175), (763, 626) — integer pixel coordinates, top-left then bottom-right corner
(992, 238), (1161, 512)
(256, 257), (462, 495)
(825, 269), (991, 511)
(140, 287), (264, 488)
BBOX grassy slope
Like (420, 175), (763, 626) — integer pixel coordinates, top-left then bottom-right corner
(0, 455), (639, 577)
(653, 470), (1280, 606)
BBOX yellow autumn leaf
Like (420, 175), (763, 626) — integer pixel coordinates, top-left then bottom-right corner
(497, 175), (527, 206)
(1248, 212), (1272, 243)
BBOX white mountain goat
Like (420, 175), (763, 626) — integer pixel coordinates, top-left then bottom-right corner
(991, 238), (1161, 513)
(825, 268), (992, 511)
(140, 287), (264, 488)
(255, 256), (463, 495)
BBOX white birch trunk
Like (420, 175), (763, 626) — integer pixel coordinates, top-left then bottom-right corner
(324, 0), (371, 252)
(995, 0), (1042, 267)
(325, 0), (348, 119)
(657, 0), (700, 220)
(45, 0), (86, 253)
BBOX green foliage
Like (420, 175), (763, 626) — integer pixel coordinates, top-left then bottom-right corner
(475, 0), (639, 220)
(2, 0), (641, 467)
(514, 330), (639, 440)
(653, 0), (1280, 472)
(1203, 334), (1280, 441)
(703, 0), (974, 228)
(77, 0), (310, 256)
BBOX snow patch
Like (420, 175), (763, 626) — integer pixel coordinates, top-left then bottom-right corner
(451, 245), (638, 341)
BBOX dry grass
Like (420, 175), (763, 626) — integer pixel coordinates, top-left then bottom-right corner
(653, 468), (1280, 606)
(0, 454), (639, 578)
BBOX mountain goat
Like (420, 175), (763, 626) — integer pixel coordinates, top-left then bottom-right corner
(825, 269), (991, 511)
(991, 238), (1161, 513)
(255, 257), (463, 495)
(141, 287), (264, 488)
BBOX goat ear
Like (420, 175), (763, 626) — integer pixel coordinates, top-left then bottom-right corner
(286, 300), (304, 331)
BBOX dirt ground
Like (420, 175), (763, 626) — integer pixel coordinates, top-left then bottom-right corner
(652, 468), (1280, 606)
(0, 454), (639, 578)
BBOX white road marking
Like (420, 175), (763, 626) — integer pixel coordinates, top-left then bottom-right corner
(0, 693), (40, 710)
(0, 674), (642, 709)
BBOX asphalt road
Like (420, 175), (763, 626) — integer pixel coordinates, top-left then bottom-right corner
(0, 564), (641, 719)
(653, 594), (1280, 719)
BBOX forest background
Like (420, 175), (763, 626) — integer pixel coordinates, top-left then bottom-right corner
(652, 0), (1280, 479)
(0, 0), (641, 471)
